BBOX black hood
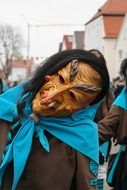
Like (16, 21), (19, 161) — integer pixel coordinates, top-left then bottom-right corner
(25, 49), (110, 104)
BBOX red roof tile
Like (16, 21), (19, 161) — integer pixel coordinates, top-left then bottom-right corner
(7, 59), (33, 68)
(86, 0), (127, 23)
(103, 16), (124, 38)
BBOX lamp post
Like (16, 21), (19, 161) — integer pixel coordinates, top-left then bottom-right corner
(21, 15), (84, 59)
(26, 23), (84, 59)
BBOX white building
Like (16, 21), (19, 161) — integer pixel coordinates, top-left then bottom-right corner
(85, 0), (127, 80)
(115, 14), (127, 76)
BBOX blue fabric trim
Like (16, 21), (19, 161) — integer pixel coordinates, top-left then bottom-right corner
(113, 87), (127, 110)
(97, 179), (104, 190)
(90, 179), (97, 186)
(0, 82), (25, 122)
(0, 82), (100, 190)
(99, 141), (110, 159)
(107, 145), (125, 184)
(90, 160), (98, 177)
(7, 132), (12, 141)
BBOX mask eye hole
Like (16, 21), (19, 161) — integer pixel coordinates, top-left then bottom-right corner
(58, 74), (65, 84)
(69, 91), (76, 100)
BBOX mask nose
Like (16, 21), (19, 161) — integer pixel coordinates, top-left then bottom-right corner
(65, 105), (73, 113)
(40, 86), (69, 105)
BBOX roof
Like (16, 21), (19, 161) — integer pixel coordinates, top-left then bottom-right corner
(8, 59), (33, 69)
(73, 31), (85, 49)
(103, 15), (124, 38)
(86, 0), (127, 24)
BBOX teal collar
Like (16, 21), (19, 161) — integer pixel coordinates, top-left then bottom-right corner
(0, 83), (100, 190)
(113, 87), (127, 110)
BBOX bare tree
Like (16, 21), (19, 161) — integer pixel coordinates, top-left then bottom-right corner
(0, 24), (24, 79)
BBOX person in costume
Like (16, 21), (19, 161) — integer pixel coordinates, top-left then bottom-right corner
(94, 86), (114, 190)
(98, 58), (127, 190)
(0, 49), (109, 190)
(0, 69), (9, 94)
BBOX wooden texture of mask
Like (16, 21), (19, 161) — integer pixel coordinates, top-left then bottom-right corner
(69, 59), (79, 82)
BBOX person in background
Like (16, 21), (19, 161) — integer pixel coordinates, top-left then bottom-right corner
(98, 58), (127, 190)
(0, 49), (109, 190)
(112, 76), (125, 98)
(0, 69), (9, 94)
(94, 84), (115, 190)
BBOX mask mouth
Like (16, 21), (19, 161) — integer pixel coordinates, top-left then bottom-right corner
(47, 101), (58, 111)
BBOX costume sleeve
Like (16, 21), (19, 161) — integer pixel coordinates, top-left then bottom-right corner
(98, 105), (120, 143)
(0, 82), (25, 163)
(73, 151), (98, 190)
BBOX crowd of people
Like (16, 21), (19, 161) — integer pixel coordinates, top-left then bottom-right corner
(0, 50), (126, 190)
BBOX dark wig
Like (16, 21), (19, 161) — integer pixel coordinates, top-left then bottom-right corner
(0, 79), (3, 94)
(120, 58), (127, 79)
(16, 49), (109, 122)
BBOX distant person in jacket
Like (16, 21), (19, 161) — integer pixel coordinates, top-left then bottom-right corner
(94, 85), (114, 190)
(98, 58), (127, 190)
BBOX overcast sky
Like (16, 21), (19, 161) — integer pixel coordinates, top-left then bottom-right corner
(0, 0), (107, 58)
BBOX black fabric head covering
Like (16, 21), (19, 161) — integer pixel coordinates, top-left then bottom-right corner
(23, 49), (109, 105)
(120, 58), (127, 79)
(0, 79), (3, 94)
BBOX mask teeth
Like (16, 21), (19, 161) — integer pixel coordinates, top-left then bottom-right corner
(48, 101), (57, 108)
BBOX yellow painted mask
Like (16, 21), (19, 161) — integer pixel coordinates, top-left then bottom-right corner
(32, 60), (102, 117)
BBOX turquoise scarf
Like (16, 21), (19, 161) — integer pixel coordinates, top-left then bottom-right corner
(0, 83), (100, 190)
(113, 86), (127, 110)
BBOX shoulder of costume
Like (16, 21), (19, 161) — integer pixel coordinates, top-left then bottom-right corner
(113, 86), (127, 110)
(0, 80), (28, 122)
(0, 80), (27, 103)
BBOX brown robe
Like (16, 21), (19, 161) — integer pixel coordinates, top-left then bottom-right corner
(0, 129), (97, 190)
(99, 105), (127, 144)
(99, 105), (127, 190)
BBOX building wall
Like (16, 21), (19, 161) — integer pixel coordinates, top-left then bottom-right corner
(85, 16), (117, 80)
(103, 38), (116, 80)
(115, 15), (127, 76)
(85, 17), (103, 51)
